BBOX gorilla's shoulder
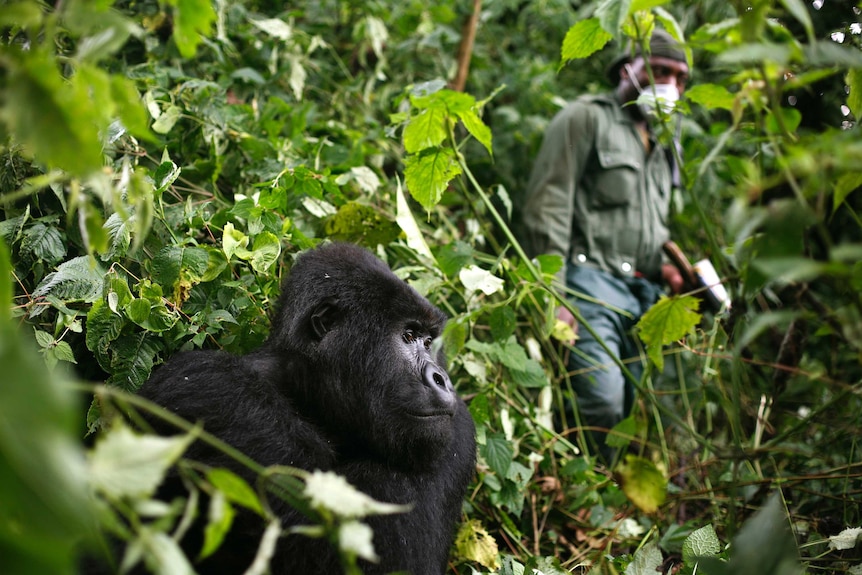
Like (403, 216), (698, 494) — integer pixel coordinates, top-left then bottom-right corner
(139, 349), (280, 404)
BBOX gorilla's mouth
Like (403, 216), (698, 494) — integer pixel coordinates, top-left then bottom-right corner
(407, 410), (454, 419)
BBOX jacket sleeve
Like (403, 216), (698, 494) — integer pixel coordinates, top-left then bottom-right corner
(521, 102), (595, 285)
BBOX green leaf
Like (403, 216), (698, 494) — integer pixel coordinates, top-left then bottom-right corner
(0, 1), (43, 29)
(110, 75), (153, 140)
(458, 108), (492, 156)
(249, 232), (281, 273)
(200, 491), (236, 559)
(5, 50), (102, 175)
(32, 256), (105, 307)
(624, 542), (663, 575)
(403, 105), (449, 153)
(481, 433), (513, 477)
(106, 332), (162, 391)
(779, 0), (814, 42)
(0, 239), (10, 321)
(151, 104), (182, 134)
(207, 468), (265, 516)
(615, 454), (667, 513)
(404, 147), (462, 212)
(682, 524), (721, 565)
(561, 18), (613, 64)
(848, 69), (862, 120)
(165, 0), (216, 58)
(606, 415), (639, 448)
(636, 295), (701, 371)
(489, 306), (517, 342)
(126, 298), (151, 325)
(724, 493), (802, 575)
(0, 318), (95, 572)
(834, 172), (862, 212)
(222, 222), (250, 261)
(685, 83), (735, 111)
(20, 223), (66, 265)
(595, 0), (632, 36)
(86, 298), (125, 371)
(89, 424), (193, 499)
(454, 519), (500, 570)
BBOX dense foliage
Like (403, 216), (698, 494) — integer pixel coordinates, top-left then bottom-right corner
(2, 0), (862, 573)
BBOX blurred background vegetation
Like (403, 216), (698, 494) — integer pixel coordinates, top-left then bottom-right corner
(2, 0), (862, 573)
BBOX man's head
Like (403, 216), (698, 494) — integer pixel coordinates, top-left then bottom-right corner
(610, 29), (690, 112)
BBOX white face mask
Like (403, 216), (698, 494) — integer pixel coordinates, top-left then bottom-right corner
(625, 64), (680, 116)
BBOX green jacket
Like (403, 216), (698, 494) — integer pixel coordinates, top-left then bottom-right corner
(521, 93), (673, 285)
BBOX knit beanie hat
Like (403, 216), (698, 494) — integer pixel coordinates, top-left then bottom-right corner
(606, 29), (687, 83)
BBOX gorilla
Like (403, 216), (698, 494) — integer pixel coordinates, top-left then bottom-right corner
(135, 242), (476, 574)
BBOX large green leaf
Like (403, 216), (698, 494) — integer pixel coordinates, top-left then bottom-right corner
(615, 454), (667, 513)
(4, 51), (102, 175)
(481, 433), (513, 477)
(636, 295), (701, 371)
(561, 18), (613, 65)
(165, 0), (216, 58)
(0, 317), (95, 574)
(403, 106), (449, 153)
(32, 256), (105, 309)
(404, 147), (462, 212)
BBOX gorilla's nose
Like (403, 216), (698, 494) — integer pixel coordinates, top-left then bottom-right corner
(423, 363), (453, 393)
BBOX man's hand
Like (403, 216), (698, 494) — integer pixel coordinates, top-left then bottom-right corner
(556, 306), (578, 345)
(662, 262), (684, 294)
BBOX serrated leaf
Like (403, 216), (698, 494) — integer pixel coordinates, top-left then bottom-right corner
(404, 147), (462, 212)
(403, 105), (448, 153)
(616, 454), (667, 513)
(489, 306), (517, 342)
(685, 83), (736, 111)
(53, 340), (77, 364)
(561, 18), (614, 64)
(459, 108), (492, 156)
(21, 223), (66, 265)
(86, 298), (125, 371)
(207, 468), (265, 516)
(683, 524), (721, 564)
(106, 332), (161, 391)
(481, 433), (513, 477)
(455, 519), (500, 570)
(89, 425), (193, 499)
(32, 256), (105, 306)
(637, 295), (701, 371)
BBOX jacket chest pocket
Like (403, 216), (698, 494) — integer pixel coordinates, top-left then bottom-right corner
(588, 149), (641, 209)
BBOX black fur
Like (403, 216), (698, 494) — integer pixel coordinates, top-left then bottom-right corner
(137, 243), (476, 574)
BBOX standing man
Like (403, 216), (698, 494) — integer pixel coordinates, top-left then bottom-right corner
(520, 29), (689, 463)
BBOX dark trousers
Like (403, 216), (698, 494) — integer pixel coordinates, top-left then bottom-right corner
(563, 265), (663, 463)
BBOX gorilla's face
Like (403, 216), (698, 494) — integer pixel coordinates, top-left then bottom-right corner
(276, 243), (460, 468)
(386, 321), (457, 445)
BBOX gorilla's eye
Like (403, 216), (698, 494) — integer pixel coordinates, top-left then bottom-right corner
(423, 337), (432, 350)
(403, 329), (416, 344)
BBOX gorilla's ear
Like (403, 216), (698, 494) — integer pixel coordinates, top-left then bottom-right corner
(310, 297), (339, 340)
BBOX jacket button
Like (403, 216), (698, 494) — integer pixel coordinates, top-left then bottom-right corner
(621, 262), (632, 273)
(577, 253), (587, 263)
